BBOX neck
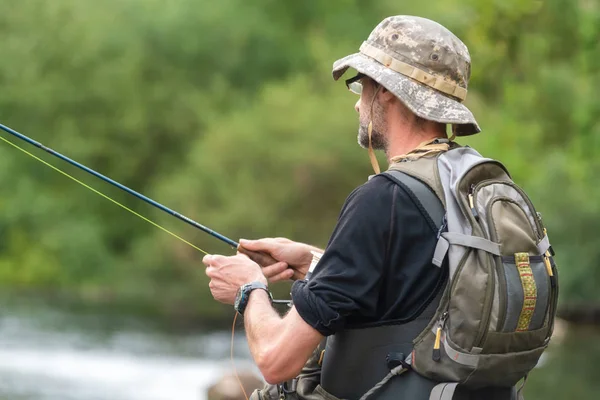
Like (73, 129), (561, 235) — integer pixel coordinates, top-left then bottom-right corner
(384, 117), (446, 163)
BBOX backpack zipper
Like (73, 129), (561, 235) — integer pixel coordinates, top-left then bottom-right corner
(460, 180), (495, 348)
(536, 213), (559, 339)
(501, 181), (544, 238)
(468, 184), (480, 221)
(477, 183), (509, 333)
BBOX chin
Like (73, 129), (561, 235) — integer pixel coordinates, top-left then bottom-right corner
(357, 126), (370, 149)
(357, 135), (369, 149)
(357, 132), (387, 151)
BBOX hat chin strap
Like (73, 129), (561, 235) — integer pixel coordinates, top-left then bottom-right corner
(367, 121), (380, 174)
(367, 86), (382, 174)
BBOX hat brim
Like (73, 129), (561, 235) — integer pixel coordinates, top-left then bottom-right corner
(333, 52), (481, 135)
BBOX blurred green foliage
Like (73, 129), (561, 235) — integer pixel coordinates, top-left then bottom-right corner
(0, 0), (599, 395)
(526, 326), (600, 399)
(1, 0), (599, 314)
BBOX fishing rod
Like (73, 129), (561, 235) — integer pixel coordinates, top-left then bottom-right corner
(0, 122), (239, 247)
(0, 122), (289, 305)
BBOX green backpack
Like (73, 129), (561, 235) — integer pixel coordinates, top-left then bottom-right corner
(385, 144), (559, 398)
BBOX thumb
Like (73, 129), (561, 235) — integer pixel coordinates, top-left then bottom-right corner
(239, 238), (277, 253)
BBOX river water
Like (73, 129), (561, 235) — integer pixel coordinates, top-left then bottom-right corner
(2, 303), (594, 400)
(0, 304), (257, 400)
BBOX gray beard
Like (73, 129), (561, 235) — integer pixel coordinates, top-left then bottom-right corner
(358, 123), (387, 150)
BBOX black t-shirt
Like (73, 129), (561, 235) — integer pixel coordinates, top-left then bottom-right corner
(291, 174), (447, 336)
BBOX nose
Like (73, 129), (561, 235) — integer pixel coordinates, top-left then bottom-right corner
(354, 99), (360, 113)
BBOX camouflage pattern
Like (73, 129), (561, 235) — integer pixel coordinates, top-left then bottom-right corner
(332, 16), (481, 135)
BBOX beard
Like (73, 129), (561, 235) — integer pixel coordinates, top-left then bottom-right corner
(357, 92), (388, 150)
(358, 122), (387, 150)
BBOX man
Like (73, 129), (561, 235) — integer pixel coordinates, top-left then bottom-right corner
(203, 15), (513, 400)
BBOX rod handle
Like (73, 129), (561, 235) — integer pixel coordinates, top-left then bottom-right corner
(237, 246), (280, 268)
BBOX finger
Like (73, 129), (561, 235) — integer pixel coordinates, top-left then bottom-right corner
(237, 246), (279, 268)
(205, 266), (216, 277)
(269, 268), (294, 283)
(261, 261), (289, 279)
(206, 254), (229, 267)
(238, 238), (278, 253)
(202, 254), (214, 266)
(292, 269), (306, 281)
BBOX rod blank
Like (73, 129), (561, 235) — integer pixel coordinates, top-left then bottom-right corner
(0, 123), (239, 248)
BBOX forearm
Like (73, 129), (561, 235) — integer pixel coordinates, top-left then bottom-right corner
(244, 291), (320, 384)
(244, 290), (284, 364)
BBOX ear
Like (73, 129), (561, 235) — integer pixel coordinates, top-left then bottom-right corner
(377, 85), (395, 104)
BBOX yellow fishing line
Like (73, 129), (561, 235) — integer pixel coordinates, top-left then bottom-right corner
(0, 135), (208, 255)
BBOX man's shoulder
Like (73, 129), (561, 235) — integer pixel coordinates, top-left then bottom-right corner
(351, 173), (418, 196)
(347, 174), (395, 200)
(343, 173), (417, 210)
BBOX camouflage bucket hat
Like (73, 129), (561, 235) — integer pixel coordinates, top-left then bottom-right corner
(333, 16), (480, 135)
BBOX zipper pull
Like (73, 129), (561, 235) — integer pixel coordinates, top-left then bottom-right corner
(541, 227), (556, 281)
(437, 214), (447, 239)
(433, 328), (442, 361)
(432, 312), (448, 362)
(468, 184), (479, 221)
(543, 253), (554, 277)
(543, 253), (557, 288)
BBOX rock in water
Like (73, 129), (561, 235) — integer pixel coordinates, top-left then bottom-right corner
(207, 371), (264, 400)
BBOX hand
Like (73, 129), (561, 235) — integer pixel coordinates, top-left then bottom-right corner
(238, 238), (320, 282)
(203, 253), (269, 305)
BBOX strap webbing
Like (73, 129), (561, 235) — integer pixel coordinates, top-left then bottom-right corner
(537, 234), (550, 255)
(515, 253), (537, 332)
(432, 232), (502, 267)
(432, 235), (450, 268)
(429, 382), (459, 400)
(440, 331), (479, 367)
(444, 232), (501, 255)
(382, 170), (445, 230)
(360, 42), (468, 101)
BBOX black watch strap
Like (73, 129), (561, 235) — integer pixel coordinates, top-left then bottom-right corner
(234, 281), (272, 315)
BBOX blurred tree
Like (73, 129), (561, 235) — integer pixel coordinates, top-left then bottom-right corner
(0, 0), (598, 322)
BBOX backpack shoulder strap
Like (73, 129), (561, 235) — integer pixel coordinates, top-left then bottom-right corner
(381, 170), (445, 231)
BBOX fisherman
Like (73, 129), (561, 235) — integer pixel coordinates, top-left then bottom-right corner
(203, 16), (522, 400)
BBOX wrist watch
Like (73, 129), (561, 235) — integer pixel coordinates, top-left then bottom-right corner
(234, 281), (272, 315)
